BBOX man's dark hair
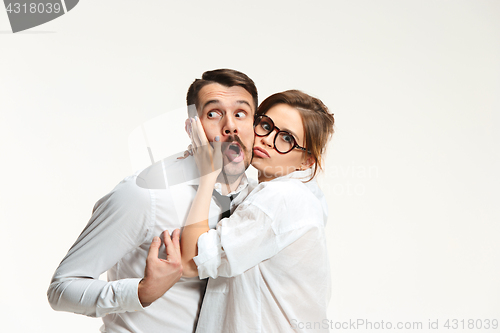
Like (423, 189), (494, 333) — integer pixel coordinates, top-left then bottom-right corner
(186, 69), (258, 113)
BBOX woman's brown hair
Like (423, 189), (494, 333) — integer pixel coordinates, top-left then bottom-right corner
(256, 90), (335, 181)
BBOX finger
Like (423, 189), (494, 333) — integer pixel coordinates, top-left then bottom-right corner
(190, 118), (202, 149)
(177, 150), (189, 160)
(163, 230), (176, 260)
(184, 118), (192, 136)
(194, 116), (209, 146)
(193, 117), (216, 170)
(171, 229), (181, 256)
(147, 236), (161, 261)
(212, 139), (223, 170)
(188, 119), (197, 150)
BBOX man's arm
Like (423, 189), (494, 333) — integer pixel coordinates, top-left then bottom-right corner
(47, 177), (180, 316)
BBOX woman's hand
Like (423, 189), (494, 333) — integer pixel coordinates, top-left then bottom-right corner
(188, 116), (222, 183)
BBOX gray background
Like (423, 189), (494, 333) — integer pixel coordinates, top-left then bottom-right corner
(1, 1), (499, 332)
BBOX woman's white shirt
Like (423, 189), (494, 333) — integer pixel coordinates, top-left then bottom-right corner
(194, 169), (331, 333)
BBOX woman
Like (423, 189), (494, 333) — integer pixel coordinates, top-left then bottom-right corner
(182, 90), (335, 332)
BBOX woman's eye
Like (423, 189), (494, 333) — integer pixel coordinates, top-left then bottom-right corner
(262, 123), (271, 131)
(282, 134), (294, 143)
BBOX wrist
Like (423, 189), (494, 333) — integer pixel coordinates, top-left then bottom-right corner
(199, 174), (218, 189)
(138, 279), (150, 306)
(138, 278), (156, 306)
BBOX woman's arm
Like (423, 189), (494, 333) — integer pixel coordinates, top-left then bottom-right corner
(180, 117), (221, 277)
(180, 178), (215, 277)
(193, 181), (325, 279)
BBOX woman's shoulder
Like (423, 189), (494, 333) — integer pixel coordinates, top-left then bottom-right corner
(244, 177), (324, 223)
(258, 176), (320, 199)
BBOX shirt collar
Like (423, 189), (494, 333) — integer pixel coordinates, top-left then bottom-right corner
(214, 174), (249, 196)
(268, 168), (313, 182)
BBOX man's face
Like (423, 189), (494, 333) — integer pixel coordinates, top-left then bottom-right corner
(196, 83), (255, 182)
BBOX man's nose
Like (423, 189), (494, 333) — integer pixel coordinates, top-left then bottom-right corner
(222, 114), (238, 136)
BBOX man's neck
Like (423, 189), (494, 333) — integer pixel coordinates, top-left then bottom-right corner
(217, 173), (245, 196)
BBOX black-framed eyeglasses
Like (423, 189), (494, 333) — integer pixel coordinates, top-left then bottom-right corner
(254, 114), (309, 154)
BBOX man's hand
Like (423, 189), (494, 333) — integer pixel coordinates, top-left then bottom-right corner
(177, 144), (193, 160)
(138, 229), (182, 306)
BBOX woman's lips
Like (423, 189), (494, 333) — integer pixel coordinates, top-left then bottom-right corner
(253, 147), (270, 158)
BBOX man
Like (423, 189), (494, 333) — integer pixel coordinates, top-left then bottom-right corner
(47, 69), (258, 332)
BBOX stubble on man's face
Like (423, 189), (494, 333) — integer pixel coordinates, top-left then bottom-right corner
(217, 134), (253, 184)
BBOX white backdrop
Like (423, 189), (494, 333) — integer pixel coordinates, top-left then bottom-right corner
(1, 1), (499, 332)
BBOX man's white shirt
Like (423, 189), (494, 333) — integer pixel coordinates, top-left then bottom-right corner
(47, 155), (255, 333)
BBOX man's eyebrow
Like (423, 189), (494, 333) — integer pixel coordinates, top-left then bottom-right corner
(202, 99), (252, 110)
(202, 99), (220, 110)
(235, 100), (252, 109)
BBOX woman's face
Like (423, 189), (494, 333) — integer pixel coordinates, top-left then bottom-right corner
(251, 103), (313, 182)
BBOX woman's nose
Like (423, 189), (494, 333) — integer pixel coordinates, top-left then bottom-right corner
(260, 132), (275, 147)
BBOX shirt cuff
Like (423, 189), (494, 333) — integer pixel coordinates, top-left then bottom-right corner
(193, 229), (223, 279)
(118, 278), (148, 312)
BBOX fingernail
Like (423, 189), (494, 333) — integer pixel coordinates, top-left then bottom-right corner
(215, 136), (220, 142)
(195, 116), (199, 121)
(152, 236), (160, 242)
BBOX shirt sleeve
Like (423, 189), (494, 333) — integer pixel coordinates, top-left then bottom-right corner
(193, 180), (323, 279)
(47, 176), (154, 317)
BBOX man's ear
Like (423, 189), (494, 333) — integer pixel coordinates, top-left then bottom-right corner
(300, 155), (316, 170)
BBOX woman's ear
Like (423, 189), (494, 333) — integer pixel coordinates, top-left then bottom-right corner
(299, 155), (315, 170)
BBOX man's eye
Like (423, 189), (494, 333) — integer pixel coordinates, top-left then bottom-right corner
(207, 111), (219, 118)
(235, 111), (247, 118)
(262, 123), (271, 131)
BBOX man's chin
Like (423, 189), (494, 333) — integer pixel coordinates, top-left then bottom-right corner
(222, 160), (246, 176)
(219, 155), (250, 181)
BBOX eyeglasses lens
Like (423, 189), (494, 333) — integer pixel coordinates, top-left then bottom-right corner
(255, 116), (273, 136)
(255, 116), (294, 154)
(275, 132), (294, 153)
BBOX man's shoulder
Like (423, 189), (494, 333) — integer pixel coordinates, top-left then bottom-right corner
(100, 173), (151, 209)
(246, 177), (258, 192)
(135, 155), (198, 190)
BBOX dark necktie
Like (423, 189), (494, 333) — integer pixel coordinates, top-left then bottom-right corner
(212, 190), (238, 219)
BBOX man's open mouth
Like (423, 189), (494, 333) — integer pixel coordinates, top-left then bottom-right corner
(224, 142), (244, 163)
